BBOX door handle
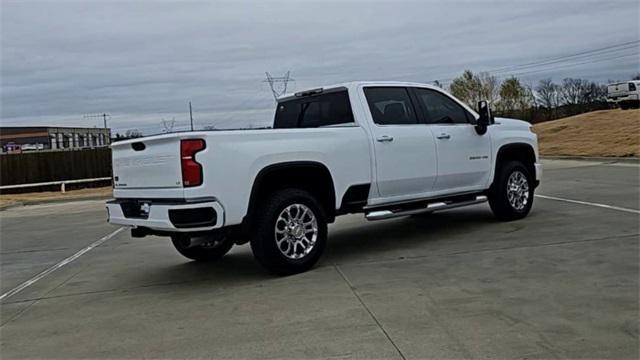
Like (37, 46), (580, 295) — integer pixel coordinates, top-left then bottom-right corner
(376, 136), (394, 142)
(437, 133), (451, 140)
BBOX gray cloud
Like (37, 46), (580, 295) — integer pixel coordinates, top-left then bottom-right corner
(1, 0), (638, 134)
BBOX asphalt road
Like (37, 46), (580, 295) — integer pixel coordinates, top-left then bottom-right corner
(1, 159), (638, 359)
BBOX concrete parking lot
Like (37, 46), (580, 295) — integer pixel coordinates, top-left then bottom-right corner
(1, 159), (638, 359)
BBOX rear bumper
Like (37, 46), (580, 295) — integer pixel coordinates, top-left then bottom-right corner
(608, 94), (639, 103)
(106, 198), (224, 232)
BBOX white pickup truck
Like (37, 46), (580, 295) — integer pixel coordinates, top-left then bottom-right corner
(107, 81), (541, 275)
(607, 80), (640, 109)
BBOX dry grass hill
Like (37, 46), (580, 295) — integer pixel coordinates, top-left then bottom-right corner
(533, 108), (639, 157)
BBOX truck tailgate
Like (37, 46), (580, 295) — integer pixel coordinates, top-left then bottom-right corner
(112, 137), (182, 189)
(608, 83), (629, 97)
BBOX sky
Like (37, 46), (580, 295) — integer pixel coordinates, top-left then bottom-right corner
(1, 0), (639, 134)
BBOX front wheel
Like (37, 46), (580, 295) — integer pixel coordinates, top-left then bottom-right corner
(250, 189), (327, 275)
(488, 161), (534, 221)
(171, 233), (234, 261)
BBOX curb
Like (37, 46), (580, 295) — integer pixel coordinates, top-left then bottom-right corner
(541, 156), (639, 164)
(0, 202), (24, 211)
(0, 195), (111, 211)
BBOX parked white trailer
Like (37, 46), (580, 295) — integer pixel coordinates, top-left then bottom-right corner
(607, 80), (640, 109)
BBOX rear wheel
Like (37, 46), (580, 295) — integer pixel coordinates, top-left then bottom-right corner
(171, 233), (234, 261)
(250, 189), (327, 275)
(620, 102), (629, 110)
(489, 161), (534, 221)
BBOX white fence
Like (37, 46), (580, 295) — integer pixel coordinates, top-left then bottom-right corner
(0, 177), (111, 193)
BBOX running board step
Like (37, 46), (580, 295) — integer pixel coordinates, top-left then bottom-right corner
(365, 195), (488, 221)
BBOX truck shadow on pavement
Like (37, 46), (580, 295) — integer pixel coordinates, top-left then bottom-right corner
(141, 207), (506, 287)
(323, 207), (499, 265)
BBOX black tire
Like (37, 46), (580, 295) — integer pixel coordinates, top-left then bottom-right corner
(171, 233), (234, 262)
(250, 189), (327, 276)
(620, 102), (629, 110)
(488, 161), (534, 221)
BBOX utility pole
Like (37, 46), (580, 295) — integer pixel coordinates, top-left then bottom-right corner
(264, 71), (294, 103)
(189, 101), (194, 131)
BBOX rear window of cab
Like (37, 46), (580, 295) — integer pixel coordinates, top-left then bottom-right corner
(273, 90), (354, 128)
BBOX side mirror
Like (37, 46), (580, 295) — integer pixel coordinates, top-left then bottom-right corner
(475, 100), (492, 135)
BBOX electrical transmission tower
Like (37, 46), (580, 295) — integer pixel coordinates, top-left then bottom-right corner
(264, 71), (294, 102)
(84, 113), (111, 129)
(161, 118), (176, 133)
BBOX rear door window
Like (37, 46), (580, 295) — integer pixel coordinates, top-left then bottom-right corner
(273, 90), (354, 128)
(363, 87), (418, 125)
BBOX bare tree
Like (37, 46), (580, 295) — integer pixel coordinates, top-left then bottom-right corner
(580, 82), (607, 103)
(520, 84), (536, 110)
(125, 129), (142, 138)
(535, 78), (560, 109)
(559, 78), (585, 105)
(477, 72), (500, 104)
(559, 78), (606, 105)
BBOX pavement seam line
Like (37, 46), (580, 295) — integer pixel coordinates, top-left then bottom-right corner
(0, 247), (71, 255)
(0, 227), (124, 302)
(535, 194), (640, 214)
(2, 279), (207, 305)
(334, 264), (407, 360)
(1, 265), (88, 327)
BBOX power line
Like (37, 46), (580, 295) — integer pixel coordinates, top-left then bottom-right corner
(432, 40), (640, 84)
(493, 52), (638, 79)
(83, 113), (111, 129)
(489, 44), (639, 75)
(208, 88), (272, 128)
(436, 50), (637, 85)
(487, 40), (639, 74)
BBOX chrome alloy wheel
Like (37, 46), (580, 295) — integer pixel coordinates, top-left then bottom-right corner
(274, 204), (318, 260)
(507, 170), (530, 211)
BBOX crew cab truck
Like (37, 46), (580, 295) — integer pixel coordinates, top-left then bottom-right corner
(106, 81), (542, 275)
(607, 80), (640, 109)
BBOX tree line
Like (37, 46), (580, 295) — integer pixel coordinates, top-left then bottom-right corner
(444, 70), (616, 123)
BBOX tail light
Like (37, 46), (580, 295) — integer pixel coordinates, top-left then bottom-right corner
(181, 139), (205, 187)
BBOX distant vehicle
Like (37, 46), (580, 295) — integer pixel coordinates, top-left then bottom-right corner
(21, 143), (45, 151)
(106, 81), (541, 275)
(2, 142), (22, 153)
(607, 80), (640, 109)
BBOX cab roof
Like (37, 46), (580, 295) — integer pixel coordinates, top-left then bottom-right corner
(279, 81), (443, 102)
